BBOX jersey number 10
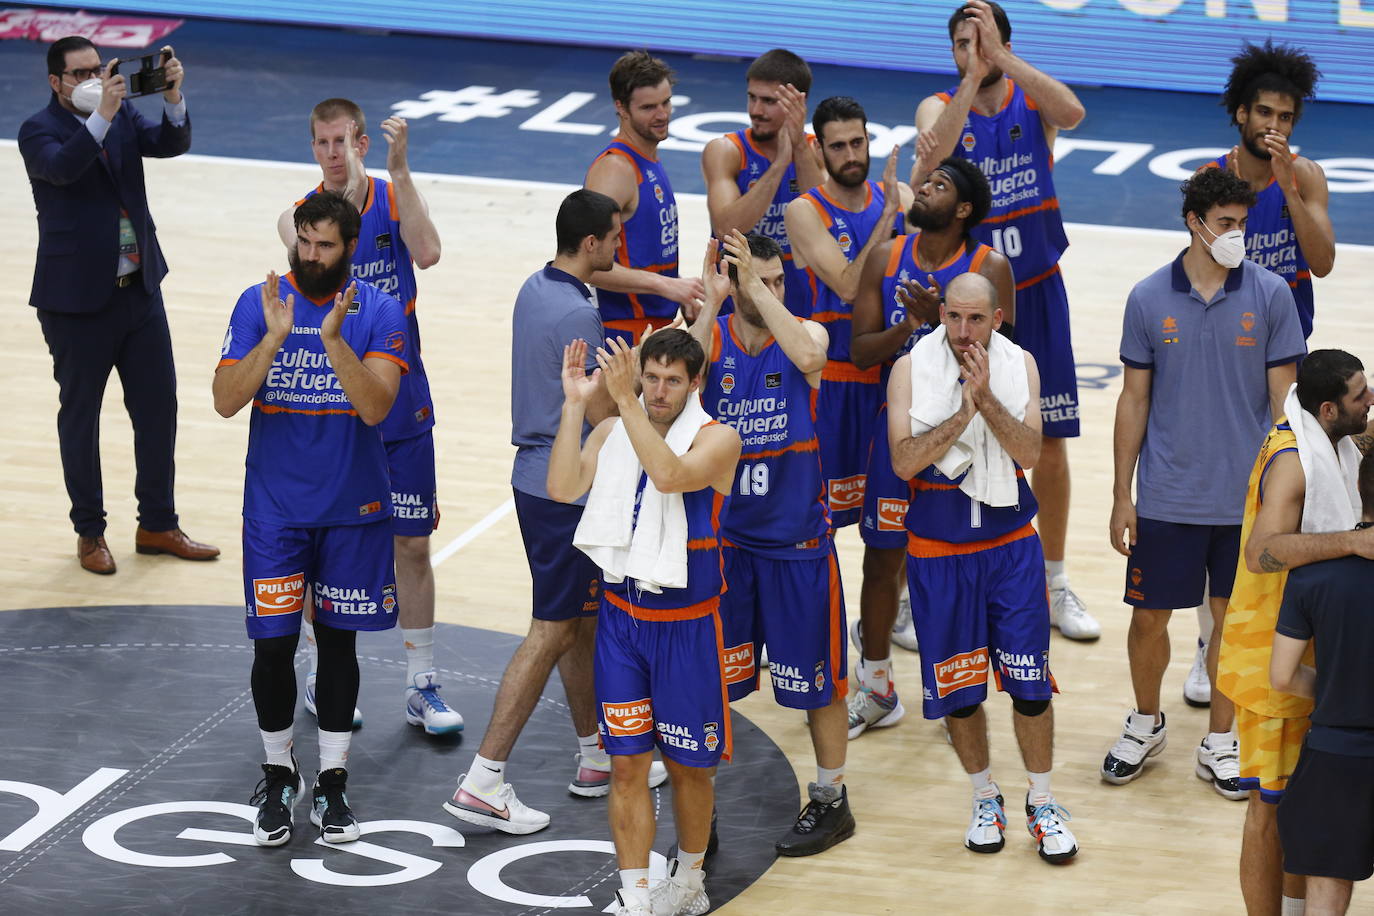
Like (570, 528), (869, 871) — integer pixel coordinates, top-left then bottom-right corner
(990, 226), (1023, 258)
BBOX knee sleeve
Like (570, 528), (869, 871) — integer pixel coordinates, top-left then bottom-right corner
(947, 703), (981, 719)
(1012, 697), (1050, 717)
(252, 633), (300, 732)
(313, 622), (360, 733)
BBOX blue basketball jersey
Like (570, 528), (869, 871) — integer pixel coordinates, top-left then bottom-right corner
(603, 460), (727, 613)
(799, 181), (903, 363)
(727, 129), (813, 317)
(1212, 153), (1315, 339)
(300, 177), (434, 442)
(878, 233), (996, 383)
(939, 79), (1068, 284)
(703, 316), (829, 558)
(220, 275), (407, 527)
(589, 139), (681, 328)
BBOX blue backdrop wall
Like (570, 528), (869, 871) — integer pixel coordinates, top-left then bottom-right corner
(36, 1), (1374, 105)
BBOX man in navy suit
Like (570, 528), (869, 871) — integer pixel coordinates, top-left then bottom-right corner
(20, 36), (218, 574)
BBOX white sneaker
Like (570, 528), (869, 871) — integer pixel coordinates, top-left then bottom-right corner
(614, 888), (653, 916)
(1101, 711), (1168, 784)
(1049, 584), (1101, 640)
(649, 858), (710, 916)
(405, 671), (464, 735)
(304, 672), (363, 729)
(567, 753), (669, 798)
(1184, 639), (1211, 708)
(1025, 794), (1079, 863)
(965, 785), (1006, 853)
(891, 591), (919, 652)
(1196, 736), (1246, 800)
(846, 683), (905, 739)
(442, 776), (551, 834)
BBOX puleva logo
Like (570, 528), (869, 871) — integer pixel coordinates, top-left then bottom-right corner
(253, 573), (305, 617)
(602, 699), (654, 736)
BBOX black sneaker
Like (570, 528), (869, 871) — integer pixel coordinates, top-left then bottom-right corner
(251, 759), (302, 846)
(775, 783), (856, 856)
(310, 767), (361, 843)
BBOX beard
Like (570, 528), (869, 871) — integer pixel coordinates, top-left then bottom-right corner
(288, 246), (352, 300)
(980, 67), (1003, 88)
(1241, 130), (1273, 161)
(829, 156), (870, 188)
(1333, 406), (1369, 439)
(907, 200), (957, 233)
(734, 297), (768, 329)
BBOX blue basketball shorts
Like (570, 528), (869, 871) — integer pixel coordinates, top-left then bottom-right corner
(594, 593), (730, 767)
(1014, 268), (1080, 439)
(514, 488), (602, 621)
(719, 542), (847, 709)
(905, 527), (1056, 719)
(242, 517), (398, 640)
(815, 367), (881, 528)
(1123, 516), (1241, 609)
(386, 430), (438, 537)
(861, 402), (910, 550)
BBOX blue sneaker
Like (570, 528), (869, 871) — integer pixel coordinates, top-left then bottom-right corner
(965, 785), (1006, 853)
(304, 672), (363, 730)
(406, 671), (464, 735)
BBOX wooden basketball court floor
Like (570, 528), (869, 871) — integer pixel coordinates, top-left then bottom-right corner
(1, 146), (1370, 914)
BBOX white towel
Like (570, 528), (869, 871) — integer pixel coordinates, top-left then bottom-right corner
(573, 394), (712, 593)
(908, 325), (1029, 508)
(1283, 383), (1361, 533)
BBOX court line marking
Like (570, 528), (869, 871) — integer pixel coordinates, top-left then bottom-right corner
(2, 140), (1368, 252)
(430, 497), (515, 568)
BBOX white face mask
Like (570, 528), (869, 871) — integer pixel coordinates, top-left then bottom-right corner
(1197, 218), (1246, 269)
(68, 78), (103, 115)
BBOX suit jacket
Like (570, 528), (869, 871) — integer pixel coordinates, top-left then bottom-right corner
(18, 94), (191, 313)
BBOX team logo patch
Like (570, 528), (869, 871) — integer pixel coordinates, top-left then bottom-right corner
(386, 331), (405, 353)
(764, 372), (782, 389)
(828, 474), (865, 512)
(1130, 567), (1142, 586)
(722, 643), (755, 685)
(933, 646), (990, 699)
(1241, 312), (1256, 332)
(653, 184), (664, 204)
(720, 372), (736, 394)
(253, 573), (305, 617)
(602, 699), (654, 737)
(374, 232), (392, 249)
(961, 131), (976, 152)
(359, 501), (382, 516)
(836, 231), (853, 252)
(1009, 124), (1023, 141)
(704, 720), (720, 752)
(1161, 315), (1179, 345)
(381, 583), (397, 614)
(814, 660), (826, 692)
(877, 497), (907, 531)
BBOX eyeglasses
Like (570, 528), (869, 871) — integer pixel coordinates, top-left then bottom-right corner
(63, 67), (102, 82)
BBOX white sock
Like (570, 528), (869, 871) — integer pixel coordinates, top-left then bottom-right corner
(1129, 709), (1160, 732)
(260, 727), (294, 769)
(816, 765), (845, 791)
(1027, 769), (1053, 804)
(1206, 730), (1237, 749)
(1281, 895), (1306, 916)
(859, 656), (891, 693)
(675, 850), (706, 885)
(466, 754), (505, 795)
(578, 732), (610, 767)
(1196, 604), (1212, 645)
(317, 728), (351, 772)
(1045, 559), (1066, 588)
(969, 767), (995, 796)
(619, 868), (651, 895)
(402, 626), (435, 686)
(301, 620), (318, 676)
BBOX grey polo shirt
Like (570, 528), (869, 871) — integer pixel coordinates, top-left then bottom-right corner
(511, 264), (604, 503)
(1120, 253), (1305, 525)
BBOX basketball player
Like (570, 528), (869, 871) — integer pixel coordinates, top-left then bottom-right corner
(275, 99), (460, 736)
(887, 271), (1077, 864)
(690, 230), (855, 856)
(548, 330), (740, 916)
(1219, 351), (1374, 915)
(848, 156), (1012, 737)
(585, 51), (704, 345)
(215, 193), (405, 846)
(915, 0), (1099, 641)
(701, 48), (823, 316)
(785, 95), (910, 732)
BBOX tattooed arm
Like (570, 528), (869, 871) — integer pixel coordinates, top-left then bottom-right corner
(1246, 449), (1374, 572)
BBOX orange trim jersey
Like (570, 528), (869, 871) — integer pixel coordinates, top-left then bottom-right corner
(588, 139), (681, 324)
(219, 274), (407, 527)
(726, 128), (814, 316)
(1217, 421), (1315, 719)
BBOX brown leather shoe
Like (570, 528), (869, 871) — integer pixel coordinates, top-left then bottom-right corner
(134, 527), (220, 560)
(78, 536), (116, 575)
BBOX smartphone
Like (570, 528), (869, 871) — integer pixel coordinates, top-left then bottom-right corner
(111, 48), (173, 98)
